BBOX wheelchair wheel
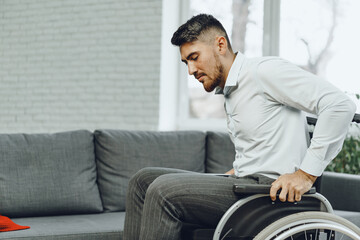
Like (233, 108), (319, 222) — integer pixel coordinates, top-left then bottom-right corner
(254, 211), (360, 240)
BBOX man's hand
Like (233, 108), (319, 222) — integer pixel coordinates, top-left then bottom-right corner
(270, 170), (317, 202)
(225, 168), (234, 175)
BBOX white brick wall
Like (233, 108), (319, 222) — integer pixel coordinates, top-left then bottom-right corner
(0, 0), (162, 133)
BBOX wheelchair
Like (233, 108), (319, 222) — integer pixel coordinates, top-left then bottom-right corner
(188, 114), (360, 240)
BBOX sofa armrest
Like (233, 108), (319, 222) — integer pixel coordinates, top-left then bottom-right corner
(320, 171), (360, 212)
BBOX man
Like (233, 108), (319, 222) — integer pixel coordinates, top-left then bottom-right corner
(123, 14), (356, 240)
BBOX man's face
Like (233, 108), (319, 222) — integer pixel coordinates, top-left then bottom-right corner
(180, 40), (225, 92)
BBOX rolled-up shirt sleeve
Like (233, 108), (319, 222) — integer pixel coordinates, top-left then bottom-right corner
(256, 58), (357, 176)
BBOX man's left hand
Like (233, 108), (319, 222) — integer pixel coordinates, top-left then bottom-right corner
(269, 170), (317, 202)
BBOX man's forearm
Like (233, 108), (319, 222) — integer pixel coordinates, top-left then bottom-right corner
(300, 98), (356, 176)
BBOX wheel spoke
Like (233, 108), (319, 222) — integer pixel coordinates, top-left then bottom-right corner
(339, 233), (345, 240)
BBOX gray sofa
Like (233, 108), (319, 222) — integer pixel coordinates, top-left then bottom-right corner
(0, 130), (359, 239)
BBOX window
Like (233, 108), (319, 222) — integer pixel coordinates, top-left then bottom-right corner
(279, 0), (360, 112)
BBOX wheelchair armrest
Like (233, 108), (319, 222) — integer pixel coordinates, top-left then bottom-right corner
(233, 184), (316, 194)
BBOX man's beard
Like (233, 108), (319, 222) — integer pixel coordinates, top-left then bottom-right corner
(204, 56), (225, 92)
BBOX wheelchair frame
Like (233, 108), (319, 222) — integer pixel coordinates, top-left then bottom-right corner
(213, 192), (333, 239)
(210, 191), (360, 240)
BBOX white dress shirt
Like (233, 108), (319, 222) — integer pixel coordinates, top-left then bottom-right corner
(217, 53), (356, 179)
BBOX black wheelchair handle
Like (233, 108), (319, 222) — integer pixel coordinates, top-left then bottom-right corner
(351, 113), (359, 123)
(233, 184), (316, 195)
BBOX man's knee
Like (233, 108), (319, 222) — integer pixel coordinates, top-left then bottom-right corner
(130, 167), (159, 181)
(129, 167), (191, 189)
(145, 174), (186, 202)
(128, 167), (161, 190)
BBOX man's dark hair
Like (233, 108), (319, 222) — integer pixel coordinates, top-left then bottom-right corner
(171, 14), (232, 51)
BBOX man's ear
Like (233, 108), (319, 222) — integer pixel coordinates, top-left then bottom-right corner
(216, 36), (228, 55)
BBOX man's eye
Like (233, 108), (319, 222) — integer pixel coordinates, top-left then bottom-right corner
(192, 56), (198, 61)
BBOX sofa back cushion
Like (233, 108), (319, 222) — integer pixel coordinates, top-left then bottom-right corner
(0, 130), (103, 217)
(95, 130), (206, 212)
(206, 132), (235, 173)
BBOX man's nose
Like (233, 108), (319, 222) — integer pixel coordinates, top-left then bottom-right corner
(188, 62), (197, 76)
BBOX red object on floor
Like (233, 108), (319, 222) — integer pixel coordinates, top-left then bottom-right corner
(0, 215), (30, 232)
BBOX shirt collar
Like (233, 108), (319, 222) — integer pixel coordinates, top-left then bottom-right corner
(215, 52), (245, 96)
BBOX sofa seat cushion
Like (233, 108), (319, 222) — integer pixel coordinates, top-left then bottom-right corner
(95, 130), (206, 212)
(0, 212), (125, 240)
(333, 210), (360, 228)
(0, 130), (103, 218)
(206, 132), (235, 173)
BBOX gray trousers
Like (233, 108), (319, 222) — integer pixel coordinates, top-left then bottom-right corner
(123, 167), (274, 240)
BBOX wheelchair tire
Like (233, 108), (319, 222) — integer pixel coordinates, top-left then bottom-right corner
(254, 211), (360, 240)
